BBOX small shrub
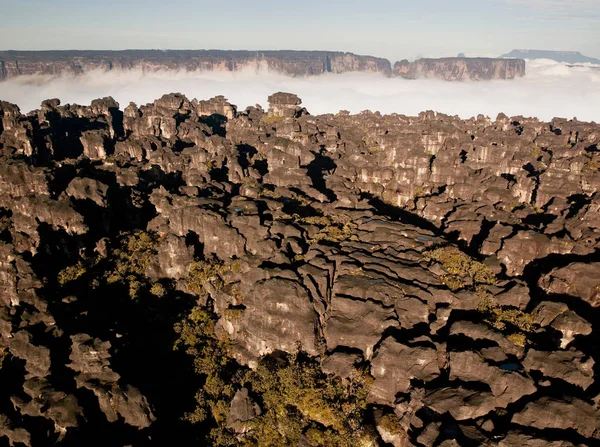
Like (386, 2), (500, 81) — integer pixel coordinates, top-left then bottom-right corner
(105, 230), (159, 298)
(258, 187), (281, 199)
(507, 333), (527, 347)
(288, 214), (357, 244)
(0, 215), (11, 233)
(478, 290), (534, 345)
(440, 274), (465, 292)
(489, 308), (534, 332)
(183, 260), (240, 297)
(261, 114), (285, 125)
(424, 246), (496, 291)
(291, 194), (311, 207)
(57, 261), (87, 286)
(150, 282), (166, 297)
(378, 413), (405, 436)
(222, 307), (243, 321)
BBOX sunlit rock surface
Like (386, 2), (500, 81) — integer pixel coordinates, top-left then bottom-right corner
(0, 92), (598, 445)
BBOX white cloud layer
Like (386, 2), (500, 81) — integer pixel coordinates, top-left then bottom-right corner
(0, 59), (599, 122)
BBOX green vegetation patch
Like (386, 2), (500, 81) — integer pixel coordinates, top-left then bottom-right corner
(57, 261), (88, 286)
(57, 230), (160, 299)
(424, 246), (532, 345)
(477, 289), (534, 347)
(424, 246), (496, 291)
(261, 114), (285, 126)
(150, 282), (166, 297)
(174, 306), (374, 446)
(378, 413), (406, 437)
(281, 213), (358, 245)
(174, 308), (236, 427)
(104, 230), (160, 298)
(241, 355), (373, 447)
(183, 260), (241, 297)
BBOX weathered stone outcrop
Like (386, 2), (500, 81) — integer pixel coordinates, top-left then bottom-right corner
(68, 334), (155, 428)
(0, 91), (598, 446)
(540, 262), (600, 307)
(512, 396), (600, 438)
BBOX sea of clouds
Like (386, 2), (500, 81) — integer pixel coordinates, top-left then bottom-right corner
(0, 59), (599, 122)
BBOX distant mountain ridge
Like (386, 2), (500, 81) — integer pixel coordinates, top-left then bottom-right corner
(0, 49), (525, 81)
(501, 49), (600, 65)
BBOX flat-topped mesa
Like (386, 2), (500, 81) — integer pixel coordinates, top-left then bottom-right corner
(0, 50), (392, 79)
(394, 57), (526, 80)
(501, 49), (600, 65)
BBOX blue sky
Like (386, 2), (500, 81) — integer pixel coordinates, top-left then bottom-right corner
(1, 0), (598, 61)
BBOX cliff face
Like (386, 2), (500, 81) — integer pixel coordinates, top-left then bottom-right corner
(0, 50), (527, 81)
(0, 50), (392, 79)
(394, 57), (526, 80)
(0, 92), (599, 446)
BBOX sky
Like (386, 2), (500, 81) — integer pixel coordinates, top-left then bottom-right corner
(0, 0), (598, 62)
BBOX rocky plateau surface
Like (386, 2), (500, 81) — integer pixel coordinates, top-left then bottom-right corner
(0, 91), (599, 446)
(0, 50), (525, 81)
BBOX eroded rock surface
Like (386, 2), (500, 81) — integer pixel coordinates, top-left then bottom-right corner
(0, 92), (598, 446)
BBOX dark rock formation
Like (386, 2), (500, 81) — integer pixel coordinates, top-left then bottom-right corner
(394, 57), (526, 80)
(0, 91), (598, 446)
